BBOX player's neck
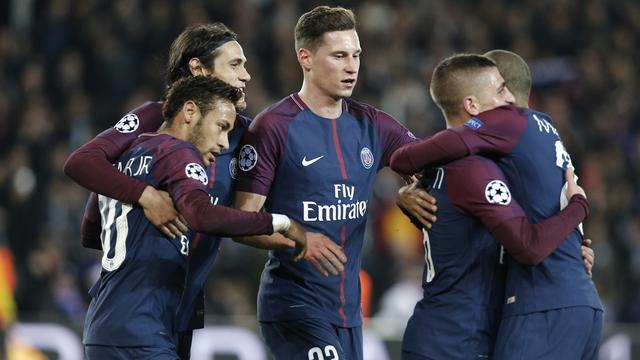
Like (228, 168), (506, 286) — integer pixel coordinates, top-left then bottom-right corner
(445, 114), (467, 129)
(159, 123), (188, 142)
(298, 83), (343, 119)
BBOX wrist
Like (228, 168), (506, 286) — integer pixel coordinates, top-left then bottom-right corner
(136, 184), (154, 206)
(272, 214), (291, 233)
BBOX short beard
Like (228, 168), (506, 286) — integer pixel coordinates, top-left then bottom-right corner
(188, 117), (204, 150)
(235, 94), (247, 112)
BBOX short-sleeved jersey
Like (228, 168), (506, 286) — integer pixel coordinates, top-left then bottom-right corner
(236, 94), (416, 327)
(453, 105), (602, 316)
(97, 102), (251, 332)
(83, 133), (211, 347)
(403, 156), (522, 358)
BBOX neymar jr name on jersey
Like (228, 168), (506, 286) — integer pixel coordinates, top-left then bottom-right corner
(115, 155), (153, 177)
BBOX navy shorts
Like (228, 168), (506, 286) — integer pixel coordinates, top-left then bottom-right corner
(494, 306), (603, 360)
(401, 298), (499, 359)
(85, 344), (179, 359)
(260, 318), (363, 360)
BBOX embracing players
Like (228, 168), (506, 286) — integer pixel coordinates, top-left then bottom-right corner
(392, 51), (602, 359)
(397, 54), (593, 359)
(83, 76), (316, 359)
(65, 23), (345, 359)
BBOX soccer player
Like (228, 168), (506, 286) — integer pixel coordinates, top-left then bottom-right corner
(82, 76), (314, 359)
(233, 6), (434, 360)
(65, 23), (251, 241)
(391, 51), (603, 358)
(399, 54), (590, 359)
(65, 24), (346, 359)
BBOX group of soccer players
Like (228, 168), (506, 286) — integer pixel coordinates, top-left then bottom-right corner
(63, 4), (601, 360)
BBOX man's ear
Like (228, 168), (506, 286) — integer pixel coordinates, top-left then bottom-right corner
(298, 48), (313, 72)
(182, 101), (198, 123)
(462, 95), (480, 116)
(188, 58), (208, 76)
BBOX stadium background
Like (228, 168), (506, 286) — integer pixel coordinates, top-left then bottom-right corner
(0, 0), (639, 358)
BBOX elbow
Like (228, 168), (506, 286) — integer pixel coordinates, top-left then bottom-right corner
(62, 154), (79, 178)
(177, 194), (214, 234)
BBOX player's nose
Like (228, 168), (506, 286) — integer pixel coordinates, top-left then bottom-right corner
(219, 134), (230, 151)
(345, 57), (358, 74)
(504, 88), (516, 105)
(240, 65), (251, 83)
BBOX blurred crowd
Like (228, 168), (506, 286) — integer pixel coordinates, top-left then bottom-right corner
(0, 0), (638, 335)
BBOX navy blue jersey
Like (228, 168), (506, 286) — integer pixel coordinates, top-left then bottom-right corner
(94, 101), (251, 332)
(403, 156), (523, 359)
(83, 133), (212, 347)
(236, 94), (415, 327)
(455, 105), (602, 316)
(176, 114), (251, 331)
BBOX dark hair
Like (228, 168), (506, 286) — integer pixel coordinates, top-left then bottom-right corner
(166, 23), (237, 87)
(430, 54), (497, 118)
(162, 76), (242, 123)
(294, 6), (356, 52)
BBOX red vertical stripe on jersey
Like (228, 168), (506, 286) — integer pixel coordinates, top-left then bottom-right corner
(338, 224), (347, 326)
(332, 116), (348, 325)
(331, 119), (348, 179)
(209, 162), (216, 189)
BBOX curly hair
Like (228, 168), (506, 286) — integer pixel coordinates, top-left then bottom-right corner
(162, 76), (242, 123)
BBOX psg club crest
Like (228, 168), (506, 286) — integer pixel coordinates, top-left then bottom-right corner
(229, 157), (238, 179)
(239, 145), (258, 171)
(114, 114), (140, 133)
(185, 163), (209, 185)
(485, 180), (511, 205)
(360, 147), (374, 169)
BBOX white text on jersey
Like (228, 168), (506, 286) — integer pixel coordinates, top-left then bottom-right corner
(116, 155), (153, 177)
(303, 183), (367, 222)
(533, 114), (559, 136)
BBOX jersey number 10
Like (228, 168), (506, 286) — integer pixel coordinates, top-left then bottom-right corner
(97, 195), (132, 272)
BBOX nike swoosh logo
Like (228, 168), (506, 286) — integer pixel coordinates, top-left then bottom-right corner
(302, 155), (324, 167)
